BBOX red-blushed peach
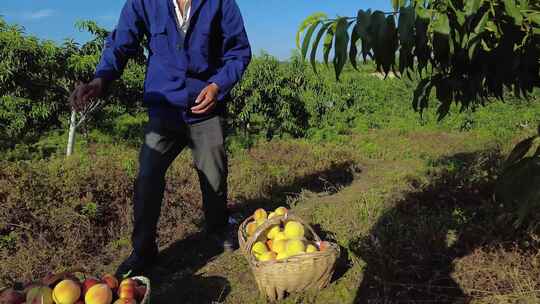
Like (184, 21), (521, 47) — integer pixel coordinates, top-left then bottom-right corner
(112, 298), (137, 304)
(101, 274), (119, 290)
(0, 288), (25, 304)
(117, 279), (136, 300)
(82, 278), (100, 296)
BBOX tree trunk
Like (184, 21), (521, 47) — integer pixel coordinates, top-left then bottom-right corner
(66, 110), (77, 156)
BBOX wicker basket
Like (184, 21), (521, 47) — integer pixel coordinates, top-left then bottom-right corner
(244, 214), (340, 301)
(0, 269), (151, 304)
(132, 276), (151, 304)
(237, 214), (254, 254)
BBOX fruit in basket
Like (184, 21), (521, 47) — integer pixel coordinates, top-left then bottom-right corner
(319, 241), (330, 252)
(256, 251), (277, 262)
(273, 232), (287, 241)
(112, 299), (136, 304)
(253, 208), (268, 223)
(271, 239), (287, 254)
(266, 239), (273, 251)
(117, 279), (136, 300)
(0, 288), (25, 304)
(286, 239), (306, 256)
(276, 251), (290, 260)
(82, 278), (100, 296)
(245, 222), (258, 237)
(266, 225), (281, 239)
(274, 207), (288, 216)
(267, 212), (277, 219)
(284, 221), (304, 239)
(26, 285), (53, 304)
(101, 274), (119, 290)
(306, 244), (318, 253)
(52, 279), (81, 304)
(251, 241), (268, 255)
(85, 284), (112, 304)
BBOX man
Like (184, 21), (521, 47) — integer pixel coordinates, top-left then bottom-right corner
(70, 0), (251, 277)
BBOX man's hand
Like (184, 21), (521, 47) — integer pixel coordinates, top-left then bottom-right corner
(69, 78), (105, 112)
(191, 83), (219, 115)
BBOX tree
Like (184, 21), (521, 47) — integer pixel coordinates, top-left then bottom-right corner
(0, 17), (147, 155)
(298, 0), (540, 225)
(298, 0), (540, 120)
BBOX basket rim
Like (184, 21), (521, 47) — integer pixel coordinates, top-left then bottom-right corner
(250, 240), (340, 266)
(132, 276), (151, 304)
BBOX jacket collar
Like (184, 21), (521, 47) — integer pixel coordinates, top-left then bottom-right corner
(166, 0), (206, 20)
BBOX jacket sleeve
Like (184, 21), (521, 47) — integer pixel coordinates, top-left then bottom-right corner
(208, 0), (252, 101)
(94, 0), (146, 82)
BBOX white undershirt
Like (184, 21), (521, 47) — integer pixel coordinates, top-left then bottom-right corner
(172, 0), (191, 35)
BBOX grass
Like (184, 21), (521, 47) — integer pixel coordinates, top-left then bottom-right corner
(2, 66), (540, 303)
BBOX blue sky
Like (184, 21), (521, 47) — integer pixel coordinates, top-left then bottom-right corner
(0, 0), (391, 59)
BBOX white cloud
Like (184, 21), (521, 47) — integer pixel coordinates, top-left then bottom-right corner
(22, 9), (56, 20)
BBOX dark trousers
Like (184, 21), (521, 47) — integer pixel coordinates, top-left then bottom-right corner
(132, 116), (229, 259)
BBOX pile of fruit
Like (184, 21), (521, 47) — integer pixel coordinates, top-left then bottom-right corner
(0, 272), (147, 304)
(244, 207), (330, 262)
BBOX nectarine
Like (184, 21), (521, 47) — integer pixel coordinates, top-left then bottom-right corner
(85, 283), (112, 304)
(52, 279), (81, 304)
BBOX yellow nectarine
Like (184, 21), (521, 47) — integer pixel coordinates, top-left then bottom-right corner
(274, 206), (288, 216)
(253, 208), (267, 222)
(284, 221), (304, 239)
(52, 279), (81, 304)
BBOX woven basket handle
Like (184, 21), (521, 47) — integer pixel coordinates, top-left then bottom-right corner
(245, 213), (322, 252)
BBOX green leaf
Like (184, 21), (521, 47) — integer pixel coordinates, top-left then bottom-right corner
(465, 0), (485, 16)
(415, 16), (431, 72)
(392, 0), (406, 12)
(520, 0), (530, 11)
(504, 0), (524, 26)
(357, 9), (373, 61)
(412, 78), (433, 113)
(370, 11), (387, 72)
(505, 136), (538, 168)
(350, 12), (363, 70)
(398, 6), (416, 47)
(296, 13), (327, 49)
(416, 6), (433, 21)
(301, 21), (321, 60)
(334, 17), (350, 80)
(310, 22), (332, 73)
(392, 0), (400, 12)
(323, 23), (336, 66)
(378, 15), (398, 76)
(529, 13), (540, 26)
(474, 11), (490, 34)
(433, 13), (450, 36)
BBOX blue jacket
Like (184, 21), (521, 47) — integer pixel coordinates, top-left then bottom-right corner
(95, 0), (252, 123)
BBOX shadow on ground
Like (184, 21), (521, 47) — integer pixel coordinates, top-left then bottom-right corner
(351, 149), (538, 303)
(148, 160), (358, 303)
(230, 160), (359, 219)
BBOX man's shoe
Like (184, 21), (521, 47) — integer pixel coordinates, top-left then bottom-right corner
(115, 251), (156, 278)
(210, 218), (239, 253)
